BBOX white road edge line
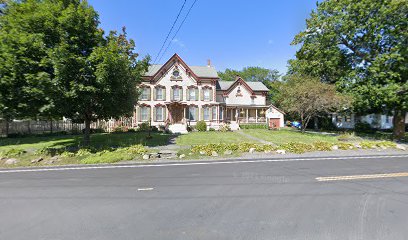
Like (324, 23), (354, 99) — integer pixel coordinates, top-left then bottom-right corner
(137, 187), (154, 191)
(0, 155), (407, 174)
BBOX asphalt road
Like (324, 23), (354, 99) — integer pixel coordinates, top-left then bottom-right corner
(1, 154), (408, 240)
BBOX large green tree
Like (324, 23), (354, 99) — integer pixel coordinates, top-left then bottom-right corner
(290, 0), (407, 140)
(0, 0), (148, 143)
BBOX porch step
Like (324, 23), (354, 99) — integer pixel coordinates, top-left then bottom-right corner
(168, 124), (188, 134)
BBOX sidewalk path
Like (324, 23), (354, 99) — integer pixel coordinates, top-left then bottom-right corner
(236, 130), (275, 145)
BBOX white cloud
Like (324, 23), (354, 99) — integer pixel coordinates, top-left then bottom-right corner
(171, 38), (185, 48)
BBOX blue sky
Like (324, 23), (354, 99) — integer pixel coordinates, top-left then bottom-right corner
(88, 0), (317, 74)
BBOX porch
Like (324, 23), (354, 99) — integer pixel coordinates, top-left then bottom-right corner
(225, 106), (268, 124)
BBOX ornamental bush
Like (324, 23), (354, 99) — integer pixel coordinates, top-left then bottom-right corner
(196, 121), (207, 132)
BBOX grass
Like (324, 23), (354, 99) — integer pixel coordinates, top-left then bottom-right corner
(0, 132), (171, 167)
(242, 128), (339, 145)
(175, 131), (256, 146)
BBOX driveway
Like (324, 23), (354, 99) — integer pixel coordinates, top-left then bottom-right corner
(1, 154), (408, 240)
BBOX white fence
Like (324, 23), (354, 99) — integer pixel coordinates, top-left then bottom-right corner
(0, 117), (137, 136)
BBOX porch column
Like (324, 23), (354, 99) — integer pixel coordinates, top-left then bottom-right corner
(246, 109), (249, 123)
(256, 109), (258, 123)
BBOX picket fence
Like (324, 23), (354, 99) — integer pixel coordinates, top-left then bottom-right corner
(0, 117), (137, 136)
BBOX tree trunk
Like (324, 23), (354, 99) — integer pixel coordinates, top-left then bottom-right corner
(393, 110), (406, 141)
(83, 118), (91, 146)
(314, 116), (319, 130)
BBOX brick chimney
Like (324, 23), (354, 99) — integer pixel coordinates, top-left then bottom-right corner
(207, 59), (211, 67)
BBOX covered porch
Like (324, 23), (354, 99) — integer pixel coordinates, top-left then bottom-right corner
(225, 106), (268, 124)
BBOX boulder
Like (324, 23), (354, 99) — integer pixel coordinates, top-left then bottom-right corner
(211, 151), (218, 157)
(4, 158), (18, 165)
(249, 148), (256, 153)
(31, 157), (44, 163)
(276, 150), (286, 155)
(142, 154), (150, 160)
(396, 144), (406, 151)
(331, 145), (339, 150)
(179, 154), (186, 159)
(354, 144), (362, 149)
(199, 151), (206, 155)
(264, 150), (271, 154)
(150, 153), (160, 158)
(224, 150), (233, 155)
(44, 160), (54, 164)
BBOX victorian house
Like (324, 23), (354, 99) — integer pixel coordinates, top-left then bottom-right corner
(135, 54), (284, 133)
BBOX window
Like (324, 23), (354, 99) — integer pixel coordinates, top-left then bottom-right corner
(189, 88), (196, 100)
(346, 115), (351, 122)
(203, 106), (210, 121)
(203, 89), (210, 101)
(219, 107), (224, 120)
(155, 106), (164, 121)
(212, 106), (217, 120)
(173, 88), (180, 101)
(251, 98), (255, 105)
(337, 115), (343, 123)
(385, 116), (390, 124)
(173, 70), (180, 77)
(188, 106), (197, 121)
(141, 87), (150, 100)
(156, 88), (164, 100)
(141, 106), (150, 121)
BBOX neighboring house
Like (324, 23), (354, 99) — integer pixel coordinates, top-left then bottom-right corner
(135, 54), (283, 133)
(332, 113), (408, 130)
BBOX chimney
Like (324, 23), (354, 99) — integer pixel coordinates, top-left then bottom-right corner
(207, 59), (211, 67)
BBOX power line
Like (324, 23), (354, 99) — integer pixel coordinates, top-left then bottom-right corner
(152, 0), (187, 65)
(156, 0), (199, 65)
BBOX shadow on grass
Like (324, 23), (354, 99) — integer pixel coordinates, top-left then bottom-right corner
(0, 132), (173, 150)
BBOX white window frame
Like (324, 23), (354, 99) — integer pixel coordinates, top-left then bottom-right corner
(173, 87), (180, 101)
(156, 88), (163, 100)
(203, 106), (210, 121)
(141, 107), (149, 121)
(156, 106), (164, 121)
(141, 87), (149, 100)
(219, 107), (224, 120)
(212, 106), (217, 121)
(189, 88), (196, 100)
(203, 89), (210, 101)
(188, 106), (196, 121)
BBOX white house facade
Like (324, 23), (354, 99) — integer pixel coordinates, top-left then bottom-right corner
(332, 113), (408, 130)
(134, 54), (283, 133)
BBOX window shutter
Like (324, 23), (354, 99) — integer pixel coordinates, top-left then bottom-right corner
(148, 87), (151, 100)
(186, 88), (190, 101)
(136, 106), (140, 122)
(195, 88), (199, 101)
(153, 107), (157, 122)
(200, 89), (204, 101)
(200, 107), (204, 120)
(180, 88), (183, 101)
(209, 88), (213, 101)
(209, 107), (213, 121)
(195, 107), (198, 121)
(162, 88), (166, 100)
(153, 88), (157, 101)
(170, 87), (174, 101)
(164, 107), (167, 121)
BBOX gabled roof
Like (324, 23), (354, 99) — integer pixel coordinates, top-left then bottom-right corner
(216, 77), (269, 92)
(143, 54), (219, 80)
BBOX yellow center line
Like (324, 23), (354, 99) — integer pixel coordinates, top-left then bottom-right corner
(316, 172), (408, 182)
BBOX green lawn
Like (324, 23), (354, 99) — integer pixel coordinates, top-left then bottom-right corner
(243, 128), (339, 145)
(175, 131), (256, 146)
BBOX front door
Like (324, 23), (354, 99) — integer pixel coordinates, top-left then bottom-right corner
(168, 103), (184, 124)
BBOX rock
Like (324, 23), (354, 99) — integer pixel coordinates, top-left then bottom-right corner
(396, 144), (406, 151)
(4, 158), (18, 165)
(44, 160), (54, 164)
(276, 150), (286, 155)
(331, 145), (339, 150)
(150, 153), (160, 158)
(179, 154), (186, 159)
(50, 156), (60, 161)
(142, 154), (150, 160)
(199, 151), (206, 155)
(188, 153), (193, 155)
(354, 144), (362, 149)
(31, 157), (43, 163)
(211, 151), (218, 157)
(249, 148), (256, 153)
(224, 150), (233, 155)
(264, 150), (271, 154)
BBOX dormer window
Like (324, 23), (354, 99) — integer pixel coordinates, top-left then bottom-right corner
(236, 86), (243, 97)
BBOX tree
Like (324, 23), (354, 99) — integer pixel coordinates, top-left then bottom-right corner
(51, 2), (149, 145)
(275, 75), (350, 132)
(290, 0), (407, 140)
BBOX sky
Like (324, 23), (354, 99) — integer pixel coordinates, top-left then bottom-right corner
(87, 0), (318, 74)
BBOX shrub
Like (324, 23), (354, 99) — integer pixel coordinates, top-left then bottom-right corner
(138, 122), (150, 132)
(126, 144), (147, 155)
(35, 147), (65, 156)
(196, 121), (207, 132)
(337, 142), (355, 150)
(61, 151), (75, 157)
(80, 145), (147, 164)
(285, 121), (292, 127)
(239, 124), (268, 129)
(151, 126), (159, 132)
(218, 124), (231, 132)
(113, 126), (127, 133)
(355, 122), (374, 133)
(127, 128), (137, 133)
(0, 148), (26, 157)
(75, 148), (93, 157)
(82, 128), (105, 134)
(209, 128), (216, 131)
(279, 142), (314, 154)
(312, 141), (333, 151)
(337, 132), (361, 142)
(190, 143), (277, 156)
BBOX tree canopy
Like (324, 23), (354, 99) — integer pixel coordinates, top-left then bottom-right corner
(290, 0), (407, 139)
(0, 0), (149, 144)
(218, 67), (280, 83)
